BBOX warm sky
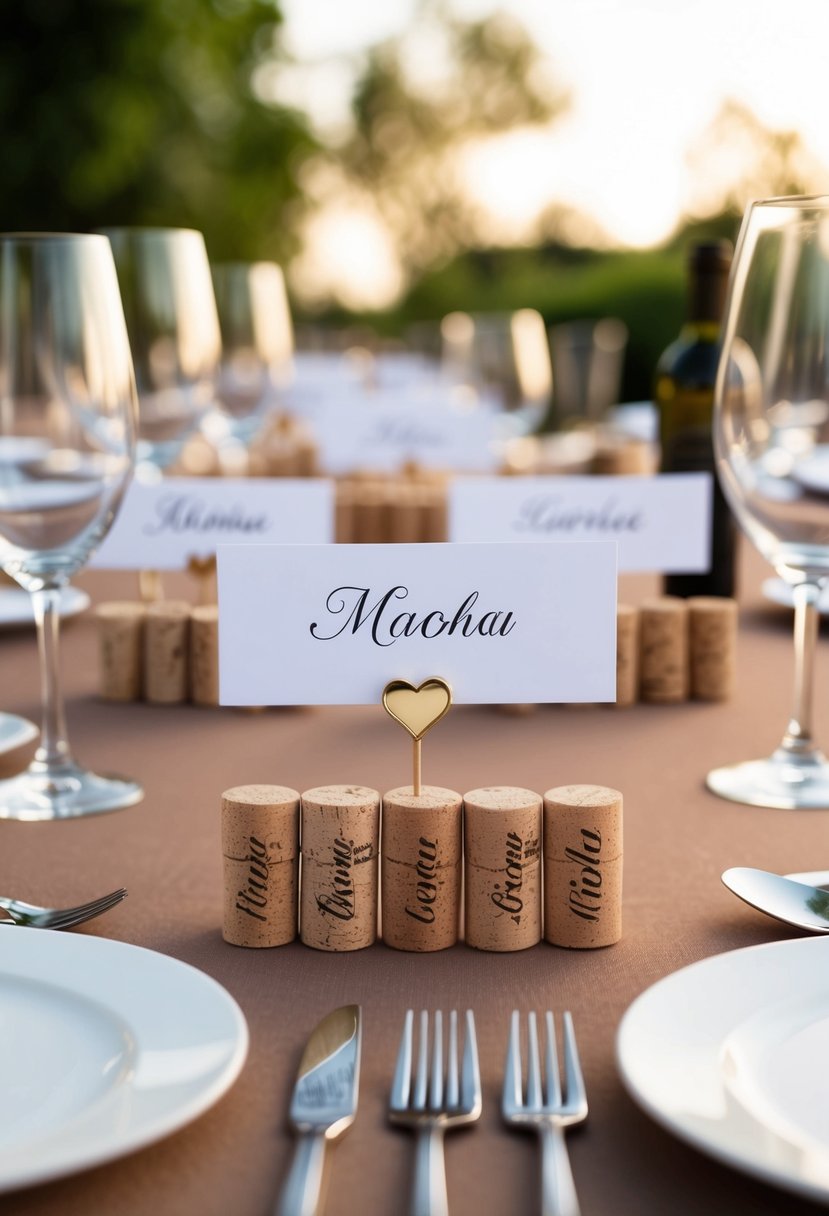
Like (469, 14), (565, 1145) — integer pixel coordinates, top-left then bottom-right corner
(276, 0), (829, 307)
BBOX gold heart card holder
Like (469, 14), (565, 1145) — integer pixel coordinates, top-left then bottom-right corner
(379, 676), (466, 951)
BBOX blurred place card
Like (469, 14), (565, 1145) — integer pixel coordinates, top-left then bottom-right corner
(218, 541), (617, 705)
(92, 477), (333, 570)
(448, 472), (711, 573)
(312, 397), (499, 474)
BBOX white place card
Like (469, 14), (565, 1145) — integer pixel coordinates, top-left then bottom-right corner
(311, 396), (499, 474)
(92, 477), (334, 570)
(448, 473), (711, 573)
(218, 541), (617, 705)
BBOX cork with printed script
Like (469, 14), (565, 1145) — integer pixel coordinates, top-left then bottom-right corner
(144, 600), (191, 704)
(221, 785), (299, 947)
(300, 785), (380, 951)
(464, 786), (542, 951)
(640, 597), (689, 703)
(544, 784), (622, 948)
(382, 786), (463, 951)
(96, 602), (146, 701)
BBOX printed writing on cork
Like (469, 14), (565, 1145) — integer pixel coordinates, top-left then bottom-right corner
(310, 586), (516, 647)
(233, 835), (271, 922)
(405, 836), (438, 924)
(566, 828), (603, 922)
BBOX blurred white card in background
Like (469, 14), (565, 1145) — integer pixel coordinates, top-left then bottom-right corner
(92, 477), (333, 570)
(448, 472), (711, 573)
(311, 395), (499, 474)
(218, 541), (617, 705)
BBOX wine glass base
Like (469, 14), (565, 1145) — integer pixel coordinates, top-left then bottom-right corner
(707, 755), (829, 810)
(0, 763), (143, 821)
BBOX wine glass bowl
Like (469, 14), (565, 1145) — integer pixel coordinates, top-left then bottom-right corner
(0, 233), (141, 819)
(709, 196), (829, 808)
(106, 227), (221, 470)
(211, 260), (293, 442)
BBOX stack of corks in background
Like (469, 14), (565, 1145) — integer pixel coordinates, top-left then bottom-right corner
(221, 781), (622, 953)
(616, 595), (738, 706)
(335, 468), (449, 543)
(95, 600), (219, 707)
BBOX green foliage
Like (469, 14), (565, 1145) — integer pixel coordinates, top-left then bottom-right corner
(0, 0), (314, 259)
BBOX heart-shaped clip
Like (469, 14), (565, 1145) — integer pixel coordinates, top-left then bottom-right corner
(382, 677), (453, 796)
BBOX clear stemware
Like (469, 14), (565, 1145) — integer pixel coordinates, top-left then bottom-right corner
(708, 195), (829, 809)
(0, 233), (141, 819)
(106, 227), (221, 472)
(210, 260), (293, 443)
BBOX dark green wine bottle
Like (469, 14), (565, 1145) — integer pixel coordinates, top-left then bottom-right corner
(655, 240), (736, 597)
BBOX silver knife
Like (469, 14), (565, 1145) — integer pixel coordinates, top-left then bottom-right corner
(278, 1005), (362, 1216)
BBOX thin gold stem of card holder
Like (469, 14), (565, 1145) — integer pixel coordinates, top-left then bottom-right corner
(187, 555), (218, 606)
(381, 677), (453, 797)
(138, 569), (164, 603)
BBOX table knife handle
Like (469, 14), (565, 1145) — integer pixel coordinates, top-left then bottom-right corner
(277, 1132), (327, 1216)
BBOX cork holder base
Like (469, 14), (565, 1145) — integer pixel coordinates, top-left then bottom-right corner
(463, 786), (542, 952)
(190, 605), (219, 706)
(544, 784), (622, 949)
(689, 596), (737, 701)
(96, 602), (145, 701)
(640, 597), (689, 703)
(300, 785), (380, 952)
(615, 604), (640, 707)
(222, 785), (299, 947)
(144, 600), (191, 704)
(382, 786), (463, 952)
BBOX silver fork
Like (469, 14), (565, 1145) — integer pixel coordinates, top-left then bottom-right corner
(389, 1009), (482, 1216)
(0, 888), (128, 929)
(502, 1011), (588, 1216)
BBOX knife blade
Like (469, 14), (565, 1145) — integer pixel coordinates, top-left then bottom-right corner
(278, 1005), (362, 1216)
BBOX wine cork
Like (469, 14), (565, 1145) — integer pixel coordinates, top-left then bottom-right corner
(544, 785), (622, 948)
(423, 485), (447, 542)
(300, 785), (380, 951)
(615, 604), (640, 707)
(144, 600), (191, 704)
(354, 485), (391, 543)
(391, 484), (424, 543)
(639, 597), (689, 703)
(190, 605), (219, 706)
(382, 786), (463, 952)
(335, 482), (356, 544)
(463, 787), (542, 951)
(95, 602), (145, 701)
(222, 785), (299, 947)
(689, 596), (738, 701)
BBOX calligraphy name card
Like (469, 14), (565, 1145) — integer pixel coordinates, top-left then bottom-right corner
(217, 541), (617, 705)
(92, 477), (334, 570)
(448, 472), (711, 573)
(311, 396), (499, 474)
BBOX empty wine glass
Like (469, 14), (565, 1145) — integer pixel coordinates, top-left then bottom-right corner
(0, 233), (141, 819)
(210, 260), (293, 443)
(106, 227), (221, 471)
(709, 195), (829, 809)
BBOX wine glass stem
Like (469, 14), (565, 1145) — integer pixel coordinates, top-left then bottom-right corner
(31, 587), (73, 770)
(780, 580), (822, 757)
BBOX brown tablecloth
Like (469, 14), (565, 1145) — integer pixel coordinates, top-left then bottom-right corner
(0, 547), (826, 1216)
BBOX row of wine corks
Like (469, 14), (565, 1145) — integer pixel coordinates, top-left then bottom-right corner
(221, 782), (621, 954)
(335, 475), (448, 543)
(95, 601), (219, 705)
(616, 596), (737, 705)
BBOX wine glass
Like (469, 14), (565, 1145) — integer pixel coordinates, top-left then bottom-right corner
(0, 233), (141, 819)
(210, 260), (293, 443)
(106, 227), (221, 471)
(709, 195), (829, 809)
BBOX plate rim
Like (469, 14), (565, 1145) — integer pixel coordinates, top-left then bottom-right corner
(616, 935), (829, 1205)
(0, 930), (248, 1193)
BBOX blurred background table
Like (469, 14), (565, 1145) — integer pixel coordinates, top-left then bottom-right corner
(0, 543), (826, 1216)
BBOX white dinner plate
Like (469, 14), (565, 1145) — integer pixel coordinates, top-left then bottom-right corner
(617, 937), (829, 1204)
(761, 578), (829, 614)
(0, 585), (90, 629)
(0, 930), (248, 1192)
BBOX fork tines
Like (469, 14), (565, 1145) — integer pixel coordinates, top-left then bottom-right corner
(390, 1009), (482, 1122)
(503, 1010), (588, 1123)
